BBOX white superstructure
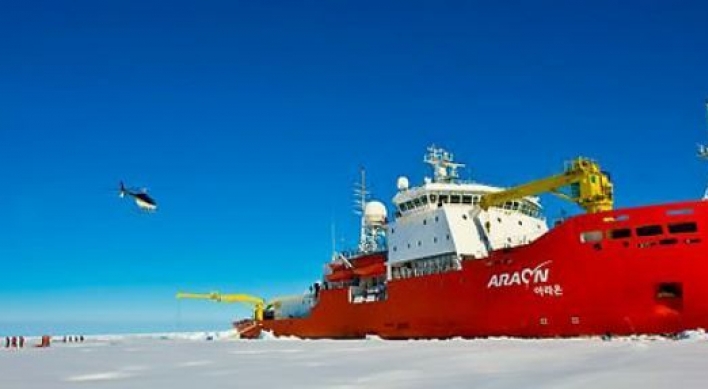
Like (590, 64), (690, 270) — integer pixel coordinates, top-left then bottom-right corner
(385, 146), (549, 275)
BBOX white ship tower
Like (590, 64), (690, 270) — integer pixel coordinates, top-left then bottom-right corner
(386, 146), (550, 280)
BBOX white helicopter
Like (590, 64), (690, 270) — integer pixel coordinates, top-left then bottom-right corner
(119, 181), (157, 212)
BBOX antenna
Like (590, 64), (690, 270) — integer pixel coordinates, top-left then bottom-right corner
(424, 145), (465, 183)
(699, 100), (708, 199)
(330, 219), (337, 259)
(354, 167), (369, 251)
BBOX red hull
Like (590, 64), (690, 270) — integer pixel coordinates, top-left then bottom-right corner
(257, 200), (708, 338)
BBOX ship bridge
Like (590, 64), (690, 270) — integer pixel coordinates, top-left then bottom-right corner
(392, 182), (543, 220)
(387, 146), (550, 271)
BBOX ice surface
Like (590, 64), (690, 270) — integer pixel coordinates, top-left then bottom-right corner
(1, 330), (707, 388)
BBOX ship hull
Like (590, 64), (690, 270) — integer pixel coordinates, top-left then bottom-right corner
(258, 200), (708, 338)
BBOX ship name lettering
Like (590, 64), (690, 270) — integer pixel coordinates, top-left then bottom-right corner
(487, 261), (551, 288)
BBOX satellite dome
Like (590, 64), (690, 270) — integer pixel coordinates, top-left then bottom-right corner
(364, 201), (387, 226)
(397, 176), (410, 191)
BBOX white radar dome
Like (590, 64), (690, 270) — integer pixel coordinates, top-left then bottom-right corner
(364, 201), (387, 226)
(397, 176), (410, 191)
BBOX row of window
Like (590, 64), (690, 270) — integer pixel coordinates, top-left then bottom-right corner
(391, 253), (460, 280)
(397, 193), (542, 218)
(580, 221), (698, 243)
(392, 234), (452, 252)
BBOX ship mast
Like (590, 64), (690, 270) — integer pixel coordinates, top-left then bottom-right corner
(424, 145), (465, 183)
(353, 167), (386, 254)
(698, 100), (708, 199)
(354, 167), (370, 252)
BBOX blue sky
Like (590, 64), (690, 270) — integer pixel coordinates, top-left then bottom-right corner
(1, 0), (707, 334)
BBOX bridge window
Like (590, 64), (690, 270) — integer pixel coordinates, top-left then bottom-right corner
(413, 198), (422, 207)
(668, 222), (698, 234)
(462, 195), (473, 204)
(609, 228), (631, 239)
(430, 194), (437, 203)
(450, 195), (461, 204)
(636, 225), (663, 237)
(439, 195), (449, 204)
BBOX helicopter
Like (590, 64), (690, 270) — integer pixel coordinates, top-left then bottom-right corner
(119, 181), (157, 212)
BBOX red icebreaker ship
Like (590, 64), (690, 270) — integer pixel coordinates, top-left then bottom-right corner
(182, 142), (708, 339)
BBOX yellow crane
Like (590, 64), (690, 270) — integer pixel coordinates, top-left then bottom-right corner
(176, 291), (266, 321)
(479, 157), (613, 214)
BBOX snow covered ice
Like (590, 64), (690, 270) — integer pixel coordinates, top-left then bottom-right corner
(2, 331), (708, 388)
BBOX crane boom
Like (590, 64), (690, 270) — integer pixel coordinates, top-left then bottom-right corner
(479, 157), (613, 214)
(176, 291), (265, 321)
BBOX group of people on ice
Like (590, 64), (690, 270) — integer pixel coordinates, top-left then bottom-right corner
(3, 336), (25, 349)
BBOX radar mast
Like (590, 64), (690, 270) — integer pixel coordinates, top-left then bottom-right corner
(424, 145), (465, 183)
(354, 167), (386, 253)
(698, 100), (708, 199)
